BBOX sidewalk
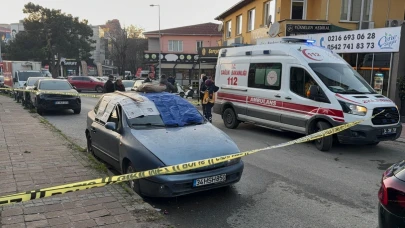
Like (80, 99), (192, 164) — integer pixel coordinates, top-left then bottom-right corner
(0, 96), (169, 228)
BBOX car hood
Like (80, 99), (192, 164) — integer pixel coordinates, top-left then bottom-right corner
(38, 89), (79, 95)
(130, 124), (240, 166)
(335, 94), (396, 108)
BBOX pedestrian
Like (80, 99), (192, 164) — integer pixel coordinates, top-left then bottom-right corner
(160, 74), (177, 93)
(168, 75), (175, 85)
(144, 72), (154, 83)
(103, 75), (115, 93)
(114, 78), (125, 92)
(200, 75), (208, 117)
(203, 79), (219, 123)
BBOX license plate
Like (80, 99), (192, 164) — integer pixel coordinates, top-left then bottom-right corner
(193, 174), (226, 187)
(382, 128), (397, 135)
(55, 101), (69, 105)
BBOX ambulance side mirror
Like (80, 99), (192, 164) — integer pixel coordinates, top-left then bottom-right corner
(308, 85), (329, 103)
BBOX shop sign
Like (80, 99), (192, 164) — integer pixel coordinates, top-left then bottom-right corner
(286, 24), (330, 36)
(198, 47), (227, 58)
(144, 53), (199, 63)
(257, 27), (402, 53)
(64, 62), (77, 66)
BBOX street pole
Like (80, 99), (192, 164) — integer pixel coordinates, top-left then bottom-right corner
(151, 4), (161, 80)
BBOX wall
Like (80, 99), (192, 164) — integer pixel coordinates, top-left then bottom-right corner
(148, 35), (221, 54)
(148, 38), (160, 52)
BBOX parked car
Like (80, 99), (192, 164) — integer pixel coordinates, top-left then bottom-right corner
(378, 160), (405, 227)
(67, 76), (105, 93)
(121, 80), (135, 91)
(97, 76), (108, 82)
(30, 79), (81, 115)
(85, 92), (244, 197)
(22, 77), (48, 108)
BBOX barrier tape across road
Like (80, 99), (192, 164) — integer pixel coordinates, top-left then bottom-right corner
(0, 108), (384, 206)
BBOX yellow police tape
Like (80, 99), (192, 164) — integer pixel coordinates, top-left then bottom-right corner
(0, 87), (102, 98)
(0, 110), (384, 205)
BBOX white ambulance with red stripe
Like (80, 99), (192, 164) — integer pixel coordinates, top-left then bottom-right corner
(213, 38), (402, 151)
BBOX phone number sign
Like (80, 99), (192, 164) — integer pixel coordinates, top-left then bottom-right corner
(257, 27), (402, 53)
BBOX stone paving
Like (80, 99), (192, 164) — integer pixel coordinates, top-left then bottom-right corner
(0, 96), (170, 228)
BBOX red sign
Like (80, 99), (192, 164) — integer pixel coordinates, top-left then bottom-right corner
(135, 67), (142, 78)
(44, 65), (49, 69)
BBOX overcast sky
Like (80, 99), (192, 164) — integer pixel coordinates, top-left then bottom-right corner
(3, 0), (239, 31)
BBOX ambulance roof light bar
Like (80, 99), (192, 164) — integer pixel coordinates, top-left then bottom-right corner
(282, 38), (315, 45)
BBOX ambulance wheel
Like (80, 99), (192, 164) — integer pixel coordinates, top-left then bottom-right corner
(314, 121), (333, 152)
(223, 108), (239, 129)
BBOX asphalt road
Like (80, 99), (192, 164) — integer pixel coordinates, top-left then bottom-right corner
(43, 95), (405, 228)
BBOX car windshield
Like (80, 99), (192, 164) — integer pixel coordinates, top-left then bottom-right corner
(122, 81), (135, 88)
(27, 77), (46, 86)
(18, 72), (43, 81)
(308, 63), (376, 94)
(39, 80), (72, 90)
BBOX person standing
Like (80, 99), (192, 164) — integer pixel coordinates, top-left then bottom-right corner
(103, 75), (115, 93)
(144, 72), (154, 83)
(160, 75), (177, 93)
(114, 78), (125, 92)
(200, 75), (208, 117)
(202, 79), (219, 123)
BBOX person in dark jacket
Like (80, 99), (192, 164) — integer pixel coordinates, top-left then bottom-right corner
(199, 75), (208, 117)
(144, 72), (154, 83)
(114, 79), (125, 92)
(160, 75), (177, 93)
(103, 75), (115, 93)
(202, 79), (219, 123)
(167, 75), (175, 85)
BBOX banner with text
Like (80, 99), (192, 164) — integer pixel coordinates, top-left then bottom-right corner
(257, 27), (402, 53)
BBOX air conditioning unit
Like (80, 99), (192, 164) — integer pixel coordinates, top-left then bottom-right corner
(386, 19), (405, 27)
(235, 37), (244, 44)
(359, 21), (375, 30)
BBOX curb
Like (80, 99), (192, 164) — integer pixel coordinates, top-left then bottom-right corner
(397, 138), (405, 143)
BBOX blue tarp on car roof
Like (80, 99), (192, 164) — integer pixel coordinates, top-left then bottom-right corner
(142, 92), (203, 127)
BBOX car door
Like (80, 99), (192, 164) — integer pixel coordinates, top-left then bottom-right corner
(82, 77), (92, 90)
(280, 65), (321, 134)
(69, 77), (81, 89)
(245, 61), (284, 126)
(90, 103), (121, 169)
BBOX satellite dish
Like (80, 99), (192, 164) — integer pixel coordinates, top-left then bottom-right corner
(268, 22), (280, 38)
(391, 20), (399, 27)
(218, 23), (223, 32)
(266, 15), (273, 27)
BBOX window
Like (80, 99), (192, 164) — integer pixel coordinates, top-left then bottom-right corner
(248, 63), (282, 90)
(168, 40), (183, 52)
(291, 0), (306, 19)
(340, 0), (372, 21)
(39, 81), (73, 90)
(107, 106), (122, 132)
(290, 67), (318, 98)
(264, 1), (276, 25)
(248, 8), (256, 31)
(236, 15), (242, 35)
(196, 41), (203, 51)
(226, 20), (232, 38)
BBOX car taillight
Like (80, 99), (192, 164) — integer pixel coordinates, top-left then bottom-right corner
(379, 183), (388, 206)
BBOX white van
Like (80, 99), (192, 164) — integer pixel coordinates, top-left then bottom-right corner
(213, 38), (402, 151)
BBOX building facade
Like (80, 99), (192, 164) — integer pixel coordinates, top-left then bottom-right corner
(215, 0), (405, 45)
(143, 23), (222, 87)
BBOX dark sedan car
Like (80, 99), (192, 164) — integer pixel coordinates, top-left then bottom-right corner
(86, 92), (244, 197)
(30, 79), (81, 115)
(378, 160), (405, 227)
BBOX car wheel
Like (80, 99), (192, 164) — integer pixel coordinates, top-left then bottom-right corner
(126, 162), (141, 195)
(73, 108), (81, 114)
(95, 86), (103, 93)
(223, 108), (240, 129)
(314, 121), (333, 152)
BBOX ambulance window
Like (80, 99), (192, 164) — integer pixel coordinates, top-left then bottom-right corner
(290, 67), (318, 99)
(248, 63), (282, 90)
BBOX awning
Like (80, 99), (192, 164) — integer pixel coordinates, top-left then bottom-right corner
(197, 64), (216, 69)
(160, 63), (176, 68)
(330, 24), (351, 32)
(175, 64), (194, 69)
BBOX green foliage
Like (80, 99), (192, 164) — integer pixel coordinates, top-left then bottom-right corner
(6, 2), (95, 75)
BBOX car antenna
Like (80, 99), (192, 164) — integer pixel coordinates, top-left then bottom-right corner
(114, 91), (144, 102)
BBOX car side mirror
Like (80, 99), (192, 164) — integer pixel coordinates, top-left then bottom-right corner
(308, 85), (329, 103)
(33, 87), (37, 90)
(105, 122), (117, 131)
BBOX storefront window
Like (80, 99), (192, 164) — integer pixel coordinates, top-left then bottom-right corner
(356, 53), (373, 86)
(341, 53), (357, 67)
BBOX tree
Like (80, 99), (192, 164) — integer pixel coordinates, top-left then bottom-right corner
(126, 38), (148, 74)
(104, 20), (128, 75)
(6, 2), (95, 77)
(127, 25), (145, 39)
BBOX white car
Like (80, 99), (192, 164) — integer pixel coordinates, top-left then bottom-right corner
(122, 80), (135, 91)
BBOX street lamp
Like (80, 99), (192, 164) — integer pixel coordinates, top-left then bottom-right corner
(150, 4), (161, 79)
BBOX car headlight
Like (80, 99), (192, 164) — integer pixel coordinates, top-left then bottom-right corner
(339, 101), (367, 116)
(226, 158), (241, 166)
(39, 93), (46, 99)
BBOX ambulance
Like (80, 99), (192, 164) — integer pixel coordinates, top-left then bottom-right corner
(213, 38), (402, 151)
